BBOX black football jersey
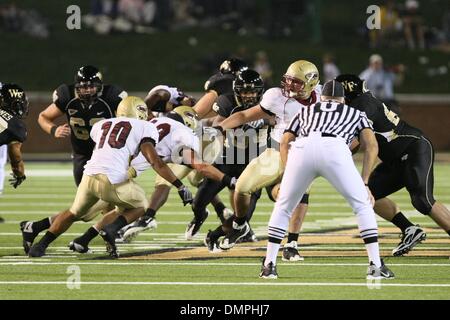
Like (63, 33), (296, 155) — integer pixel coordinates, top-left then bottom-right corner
(214, 93), (268, 164)
(53, 84), (126, 156)
(204, 72), (235, 96)
(0, 109), (27, 146)
(350, 92), (422, 162)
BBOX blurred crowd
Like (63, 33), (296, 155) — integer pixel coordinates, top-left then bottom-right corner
(367, 0), (450, 51)
(82, 0), (305, 37)
(0, 2), (49, 38)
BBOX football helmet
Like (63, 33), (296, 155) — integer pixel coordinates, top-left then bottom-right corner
(281, 60), (319, 100)
(219, 58), (248, 75)
(166, 106), (199, 130)
(335, 74), (368, 103)
(0, 83), (29, 119)
(116, 96), (148, 120)
(74, 65), (103, 103)
(233, 69), (264, 109)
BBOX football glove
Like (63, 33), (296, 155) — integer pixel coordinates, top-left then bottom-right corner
(178, 185), (193, 206)
(9, 173), (26, 188)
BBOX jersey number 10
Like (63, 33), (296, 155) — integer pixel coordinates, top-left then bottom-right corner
(98, 121), (132, 149)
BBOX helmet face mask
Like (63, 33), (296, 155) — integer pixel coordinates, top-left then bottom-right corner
(0, 84), (29, 119)
(75, 65), (103, 104)
(233, 69), (264, 109)
(281, 60), (319, 100)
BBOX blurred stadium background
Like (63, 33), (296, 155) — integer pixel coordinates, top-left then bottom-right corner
(0, 0), (448, 156)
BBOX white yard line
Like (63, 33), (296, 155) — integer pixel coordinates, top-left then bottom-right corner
(1, 280), (450, 288)
(0, 261), (449, 267)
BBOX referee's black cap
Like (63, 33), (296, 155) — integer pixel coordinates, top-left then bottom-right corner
(321, 80), (345, 98)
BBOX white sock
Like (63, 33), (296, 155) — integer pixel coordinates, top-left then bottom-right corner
(265, 241), (281, 266)
(365, 242), (381, 267)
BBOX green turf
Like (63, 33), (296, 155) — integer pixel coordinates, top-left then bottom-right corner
(0, 162), (449, 300)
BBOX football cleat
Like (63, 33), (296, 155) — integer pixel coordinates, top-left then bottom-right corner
(204, 230), (222, 253)
(68, 240), (92, 254)
(392, 225), (426, 256)
(20, 221), (38, 254)
(28, 243), (46, 258)
(282, 241), (304, 261)
(99, 228), (119, 258)
(219, 221), (250, 250)
(366, 259), (395, 280)
(122, 216), (157, 243)
(239, 226), (258, 243)
(259, 259), (278, 279)
(185, 209), (209, 240)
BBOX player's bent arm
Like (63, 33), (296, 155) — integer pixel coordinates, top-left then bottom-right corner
(218, 105), (271, 130)
(140, 141), (183, 187)
(182, 148), (224, 181)
(193, 91), (218, 119)
(8, 142), (25, 177)
(358, 128), (379, 184)
(38, 103), (70, 138)
(280, 131), (296, 168)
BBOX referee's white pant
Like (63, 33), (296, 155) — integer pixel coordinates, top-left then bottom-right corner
(266, 132), (379, 264)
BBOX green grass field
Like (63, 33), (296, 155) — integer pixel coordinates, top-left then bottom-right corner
(0, 161), (449, 300)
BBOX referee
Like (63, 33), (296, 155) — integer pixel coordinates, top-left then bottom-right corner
(260, 80), (394, 280)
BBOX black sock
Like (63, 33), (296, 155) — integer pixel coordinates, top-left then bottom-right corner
(212, 202), (226, 218)
(105, 216), (128, 233)
(447, 230), (450, 237)
(38, 231), (57, 248)
(77, 227), (99, 245)
(143, 208), (156, 219)
(287, 232), (299, 243)
(33, 217), (51, 234)
(234, 216), (247, 226)
(391, 212), (414, 232)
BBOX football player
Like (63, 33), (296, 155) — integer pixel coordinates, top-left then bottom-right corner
(193, 57), (248, 119)
(213, 60), (321, 258)
(141, 85), (230, 230)
(27, 96), (193, 257)
(0, 84), (29, 223)
(68, 106), (237, 252)
(336, 74), (450, 256)
(21, 66), (127, 244)
(186, 69), (268, 248)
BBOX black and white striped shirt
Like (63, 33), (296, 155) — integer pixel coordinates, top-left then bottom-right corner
(285, 101), (373, 144)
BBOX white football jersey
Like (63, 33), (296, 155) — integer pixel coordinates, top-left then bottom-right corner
(84, 117), (159, 184)
(260, 85), (322, 143)
(131, 117), (200, 176)
(147, 85), (184, 105)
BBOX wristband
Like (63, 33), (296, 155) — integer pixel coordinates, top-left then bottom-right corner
(50, 125), (58, 137)
(172, 179), (183, 189)
(221, 174), (232, 187)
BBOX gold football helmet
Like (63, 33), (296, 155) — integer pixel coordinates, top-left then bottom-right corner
(116, 96), (148, 120)
(171, 106), (199, 130)
(281, 60), (319, 100)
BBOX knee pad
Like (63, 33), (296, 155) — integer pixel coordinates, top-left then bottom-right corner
(411, 193), (434, 215)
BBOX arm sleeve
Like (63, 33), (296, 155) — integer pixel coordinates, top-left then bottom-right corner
(215, 94), (234, 118)
(52, 84), (70, 112)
